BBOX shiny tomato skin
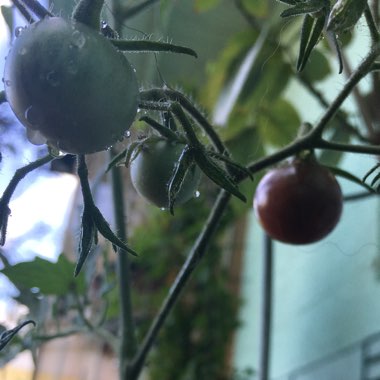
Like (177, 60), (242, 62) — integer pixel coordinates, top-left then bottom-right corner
(3, 17), (139, 154)
(130, 138), (201, 209)
(253, 159), (343, 244)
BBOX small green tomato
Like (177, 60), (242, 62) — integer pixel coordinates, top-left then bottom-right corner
(3, 17), (139, 154)
(130, 137), (201, 209)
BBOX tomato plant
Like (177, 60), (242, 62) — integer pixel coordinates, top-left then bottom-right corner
(253, 157), (343, 245)
(129, 137), (201, 209)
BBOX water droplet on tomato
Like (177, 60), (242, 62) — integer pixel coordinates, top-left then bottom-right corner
(14, 26), (25, 38)
(71, 30), (86, 49)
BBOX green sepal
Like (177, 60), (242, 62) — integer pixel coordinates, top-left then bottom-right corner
(106, 148), (129, 172)
(92, 206), (138, 257)
(0, 202), (10, 247)
(297, 13), (326, 71)
(140, 116), (183, 142)
(168, 146), (195, 214)
(110, 39), (197, 58)
(75, 207), (97, 276)
(327, 165), (376, 193)
(208, 151), (253, 181)
(0, 320), (35, 351)
(363, 163), (380, 191)
(195, 151), (246, 202)
(280, 0), (326, 18)
(277, 0), (297, 5)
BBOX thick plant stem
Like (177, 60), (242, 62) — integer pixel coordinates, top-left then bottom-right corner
(109, 151), (137, 380)
(128, 190), (231, 379)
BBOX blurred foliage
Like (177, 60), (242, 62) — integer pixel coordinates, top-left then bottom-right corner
(128, 191), (241, 379)
(1, 254), (85, 296)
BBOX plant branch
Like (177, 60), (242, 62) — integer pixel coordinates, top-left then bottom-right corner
(312, 46), (380, 137)
(109, 150), (137, 380)
(297, 75), (368, 141)
(139, 89), (228, 155)
(0, 154), (54, 245)
(129, 190), (231, 379)
(316, 139), (380, 155)
(365, 5), (380, 43)
(74, 289), (119, 353)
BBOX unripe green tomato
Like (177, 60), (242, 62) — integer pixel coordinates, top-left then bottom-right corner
(3, 17), (139, 154)
(254, 158), (343, 245)
(130, 138), (201, 209)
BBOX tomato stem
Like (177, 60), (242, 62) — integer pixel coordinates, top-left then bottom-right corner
(109, 149), (138, 379)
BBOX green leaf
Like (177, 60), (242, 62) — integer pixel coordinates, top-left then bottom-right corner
(327, 166), (376, 193)
(297, 13), (326, 71)
(318, 118), (351, 166)
(1, 6), (13, 36)
(257, 98), (301, 146)
(1, 254), (85, 296)
(194, 0), (221, 12)
(241, 0), (269, 18)
(226, 128), (265, 216)
(302, 49), (331, 82)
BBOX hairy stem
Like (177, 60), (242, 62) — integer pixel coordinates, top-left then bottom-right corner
(312, 46), (380, 137)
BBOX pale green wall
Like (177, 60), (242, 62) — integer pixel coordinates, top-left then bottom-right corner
(234, 30), (380, 379)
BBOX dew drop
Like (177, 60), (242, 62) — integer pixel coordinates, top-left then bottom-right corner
(19, 47), (28, 55)
(14, 26), (25, 38)
(71, 30), (86, 49)
(124, 130), (131, 138)
(24, 106), (41, 127)
(2, 78), (11, 87)
(194, 190), (201, 198)
(160, 207), (167, 211)
(46, 71), (60, 86)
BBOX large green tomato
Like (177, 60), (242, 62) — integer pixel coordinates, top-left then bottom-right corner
(130, 137), (202, 209)
(3, 17), (139, 154)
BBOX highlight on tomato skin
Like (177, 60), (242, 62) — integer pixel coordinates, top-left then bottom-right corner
(253, 158), (343, 245)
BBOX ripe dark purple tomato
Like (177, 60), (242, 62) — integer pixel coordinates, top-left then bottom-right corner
(253, 158), (343, 244)
(3, 17), (139, 154)
(130, 137), (201, 209)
